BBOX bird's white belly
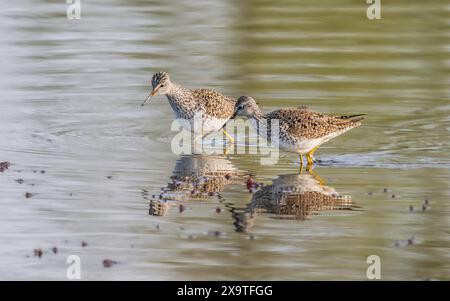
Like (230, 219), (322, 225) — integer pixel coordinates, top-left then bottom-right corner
(202, 116), (229, 135)
(280, 132), (341, 154)
(279, 138), (323, 154)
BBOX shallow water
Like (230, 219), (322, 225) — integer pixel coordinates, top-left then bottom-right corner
(0, 0), (449, 280)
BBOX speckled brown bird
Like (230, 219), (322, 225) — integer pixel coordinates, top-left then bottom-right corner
(142, 72), (235, 140)
(229, 96), (365, 166)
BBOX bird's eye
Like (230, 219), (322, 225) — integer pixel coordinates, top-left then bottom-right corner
(237, 105), (244, 110)
(160, 84), (164, 87)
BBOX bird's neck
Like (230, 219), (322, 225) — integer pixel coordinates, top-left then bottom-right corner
(251, 106), (266, 122)
(248, 106), (269, 136)
(165, 83), (195, 117)
(166, 82), (190, 99)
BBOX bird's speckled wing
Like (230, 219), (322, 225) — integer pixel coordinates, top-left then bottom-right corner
(191, 89), (236, 119)
(266, 108), (362, 139)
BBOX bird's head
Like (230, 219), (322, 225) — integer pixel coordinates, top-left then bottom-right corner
(230, 96), (261, 119)
(142, 72), (171, 106)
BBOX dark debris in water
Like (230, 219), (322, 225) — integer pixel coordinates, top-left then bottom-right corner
(15, 179), (24, 184)
(208, 230), (223, 238)
(409, 200), (430, 213)
(245, 176), (262, 193)
(51, 247), (58, 254)
(102, 259), (118, 268)
(0, 161), (10, 172)
(33, 248), (43, 258)
(394, 236), (416, 248)
(81, 241), (88, 247)
(215, 207), (221, 214)
(25, 192), (33, 198)
(179, 204), (186, 213)
(422, 199), (430, 211)
(246, 176), (254, 190)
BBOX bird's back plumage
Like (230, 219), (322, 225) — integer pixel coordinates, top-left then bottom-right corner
(191, 88), (236, 119)
(266, 107), (363, 140)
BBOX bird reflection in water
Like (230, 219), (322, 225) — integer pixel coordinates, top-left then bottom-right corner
(232, 170), (357, 233)
(143, 155), (242, 216)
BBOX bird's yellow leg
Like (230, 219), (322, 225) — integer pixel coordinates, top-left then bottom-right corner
(298, 153), (304, 174)
(224, 143), (233, 156)
(222, 129), (235, 144)
(306, 145), (320, 166)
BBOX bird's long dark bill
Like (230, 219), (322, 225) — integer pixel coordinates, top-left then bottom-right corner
(141, 90), (156, 106)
